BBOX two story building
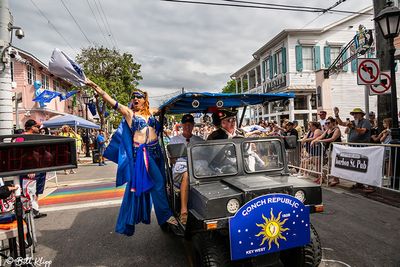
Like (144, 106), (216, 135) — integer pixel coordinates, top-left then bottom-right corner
(231, 6), (381, 128)
(11, 47), (90, 130)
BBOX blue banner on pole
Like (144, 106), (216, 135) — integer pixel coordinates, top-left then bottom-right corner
(229, 194), (310, 261)
(33, 90), (61, 104)
(59, 90), (78, 101)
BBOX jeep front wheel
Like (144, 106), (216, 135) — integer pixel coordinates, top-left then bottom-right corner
(192, 233), (231, 267)
(280, 223), (322, 267)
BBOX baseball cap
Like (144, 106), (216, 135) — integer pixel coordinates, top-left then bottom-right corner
(369, 111), (376, 116)
(181, 114), (194, 124)
(318, 110), (327, 115)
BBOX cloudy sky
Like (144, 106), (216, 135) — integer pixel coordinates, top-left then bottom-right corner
(10, 0), (371, 104)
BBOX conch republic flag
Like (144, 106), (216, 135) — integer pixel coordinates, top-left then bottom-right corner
(49, 49), (86, 87)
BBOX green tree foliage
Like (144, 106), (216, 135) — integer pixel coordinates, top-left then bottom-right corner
(221, 79), (247, 93)
(76, 46), (142, 128)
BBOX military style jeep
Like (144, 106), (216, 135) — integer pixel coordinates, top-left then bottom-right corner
(159, 93), (323, 267)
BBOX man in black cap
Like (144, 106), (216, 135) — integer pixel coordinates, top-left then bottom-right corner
(169, 114), (203, 225)
(19, 119), (47, 219)
(207, 109), (245, 140)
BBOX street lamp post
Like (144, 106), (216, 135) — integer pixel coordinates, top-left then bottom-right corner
(375, 1), (400, 188)
(82, 93), (91, 158)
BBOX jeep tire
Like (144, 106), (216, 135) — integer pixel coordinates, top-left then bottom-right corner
(192, 233), (231, 267)
(280, 224), (322, 267)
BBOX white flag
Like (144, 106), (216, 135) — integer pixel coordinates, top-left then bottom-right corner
(49, 48), (86, 87)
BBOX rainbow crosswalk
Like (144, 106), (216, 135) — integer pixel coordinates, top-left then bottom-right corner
(39, 182), (125, 206)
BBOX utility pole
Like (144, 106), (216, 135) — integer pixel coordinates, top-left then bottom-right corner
(0, 0), (13, 135)
(373, 0), (392, 130)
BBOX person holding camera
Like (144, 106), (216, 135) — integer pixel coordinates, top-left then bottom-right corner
(334, 107), (374, 192)
(334, 107), (371, 143)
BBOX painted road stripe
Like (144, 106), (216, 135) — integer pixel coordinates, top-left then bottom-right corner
(40, 199), (122, 212)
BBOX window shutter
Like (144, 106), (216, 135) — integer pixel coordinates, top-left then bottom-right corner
(261, 60), (266, 81)
(313, 46), (321, 70)
(351, 59), (357, 72)
(281, 47), (287, 74)
(342, 49), (348, 72)
(269, 57), (273, 79)
(295, 45), (303, 72)
(324, 46), (331, 68)
(274, 53), (278, 75)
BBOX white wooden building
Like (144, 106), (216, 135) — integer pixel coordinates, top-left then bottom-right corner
(230, 6), (397, 127)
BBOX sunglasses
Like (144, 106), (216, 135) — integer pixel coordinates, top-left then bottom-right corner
(132, 95), (144, 99)
(326, 122), (331, 125)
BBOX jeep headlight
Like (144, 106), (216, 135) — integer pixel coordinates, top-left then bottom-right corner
(294, 190), (306, 203)
(227, 198), (240, 214)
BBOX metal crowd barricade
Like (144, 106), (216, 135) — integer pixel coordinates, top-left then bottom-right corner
(287, 139), (400, 192)
(287, 140), (326, 184)
(326, 142), (400, 192)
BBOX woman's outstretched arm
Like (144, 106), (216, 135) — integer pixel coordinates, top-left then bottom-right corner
(85, 78), (132, 120)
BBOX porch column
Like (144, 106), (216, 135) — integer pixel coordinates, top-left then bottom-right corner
(240, 76), (244, 93)
(289, 98), (295, 121)
(235, 79), (238, 94)
(307, 94), (312, 122)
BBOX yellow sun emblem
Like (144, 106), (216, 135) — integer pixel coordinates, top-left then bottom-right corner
(255, 208), (289, 250)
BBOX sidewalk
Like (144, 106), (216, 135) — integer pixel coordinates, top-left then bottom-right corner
(316, 178), (400, 208)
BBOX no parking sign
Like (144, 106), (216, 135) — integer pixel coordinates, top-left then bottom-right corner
(370, 72), (391, 95)
(357, 58), (380, 85)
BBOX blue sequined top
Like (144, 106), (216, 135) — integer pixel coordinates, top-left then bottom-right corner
(131, 115), (161, 136)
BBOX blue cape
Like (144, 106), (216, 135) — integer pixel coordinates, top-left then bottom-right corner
(103, 119), (154, 235)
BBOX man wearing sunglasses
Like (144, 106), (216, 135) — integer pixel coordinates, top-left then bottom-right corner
(207, 109), (245, 140)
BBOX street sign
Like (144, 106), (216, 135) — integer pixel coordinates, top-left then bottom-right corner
(357, 58), (380, 85)
(369, 72), (391, 95)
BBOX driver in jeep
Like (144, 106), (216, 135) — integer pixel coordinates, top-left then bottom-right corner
(207, 109), (246, 140)
(169, 114), (203, 225)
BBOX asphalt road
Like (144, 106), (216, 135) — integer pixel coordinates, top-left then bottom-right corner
(33, 162), (400, 267)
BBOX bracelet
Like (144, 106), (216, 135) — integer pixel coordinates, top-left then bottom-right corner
(113, 101), (119, 110)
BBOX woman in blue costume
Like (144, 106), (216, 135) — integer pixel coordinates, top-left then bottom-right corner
(86, 79), (178, 236)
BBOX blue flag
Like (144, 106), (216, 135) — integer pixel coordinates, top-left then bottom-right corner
(59, 90), (78, 101)
(33, 90), (61, 104)
(88, 102), (97, 116)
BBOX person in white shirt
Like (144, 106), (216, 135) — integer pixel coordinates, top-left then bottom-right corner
(318, 110), (327, 130)
(169, 114), (203, 225)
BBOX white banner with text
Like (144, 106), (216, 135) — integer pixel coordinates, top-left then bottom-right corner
(330, 144), (384, 187)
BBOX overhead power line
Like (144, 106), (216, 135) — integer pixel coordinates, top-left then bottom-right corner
(29, 0), (76, 53)
(97, 0), (119, 49)
(161, 0), (373, 15)
(59, 0), (92, 45)
(86, 0), (112, 47)
(301, 0), (347, 29)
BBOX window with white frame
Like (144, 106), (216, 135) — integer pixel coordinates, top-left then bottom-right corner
(27, 65), (36, 85)
(330, 47), (341, 65)
(302, 46), (314, 71)
(41, 74), (49, 89)
(276, 50), (282, 75)
(264, 57), (270, 80)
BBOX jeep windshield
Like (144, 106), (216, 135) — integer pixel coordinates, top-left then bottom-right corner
(242, 140), (284, 173)
(190, 139), (284, 179)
